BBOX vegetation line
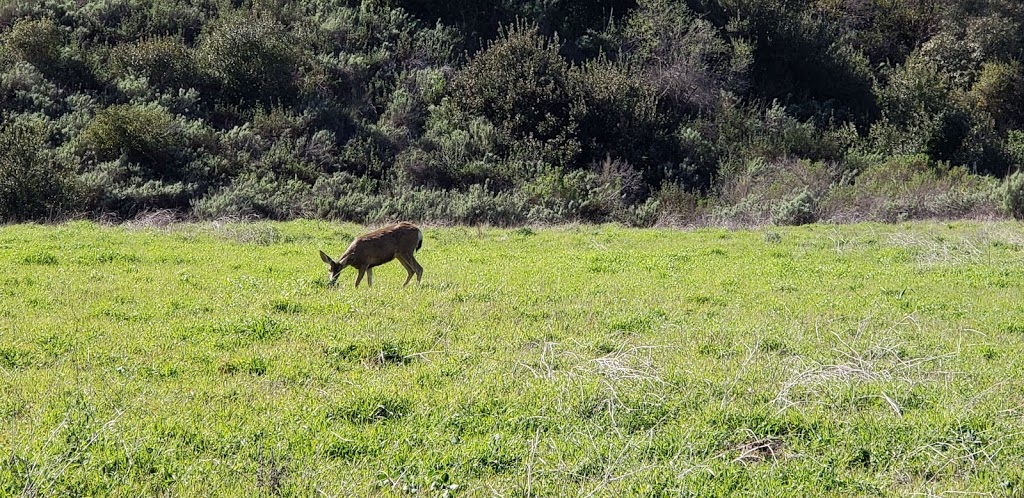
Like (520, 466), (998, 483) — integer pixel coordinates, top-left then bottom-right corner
(3, 1), (1024, 226)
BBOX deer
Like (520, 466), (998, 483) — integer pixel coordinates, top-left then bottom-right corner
(319, 222), (424, 288)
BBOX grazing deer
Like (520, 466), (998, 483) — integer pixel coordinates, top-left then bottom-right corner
(319, 222), (424, 288)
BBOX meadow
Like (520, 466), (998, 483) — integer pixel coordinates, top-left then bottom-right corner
(2, 219), (1024, 496)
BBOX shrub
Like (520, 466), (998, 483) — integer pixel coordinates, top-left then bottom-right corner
(966, 14), (1020, 62)
(450, 21), (579, 166)
(726, 0), (877, 124)
(820, 154), (999, 222)
(0, 61), (63, 114)
(446, 183), (529, 225)
(970, 61), (1024, 132)
(109, 36), (199, 91)
(192, 173), (314, 220)
(1002, 171), (1024, 220)
(714, 99), (848, 175)
(311, 172), (379, 221)
(654, 183), (705, 225)
(340, 132), (394, 180)
(241, 130), (340, 184)
(403, 105), (501, 189)
(307, 5), (447, 121)
(523, 168), (622, 222)
(195, 11), (300, 106)
(0, 118), (77, 222)
(1006, 130), (1024, 167)
(771, 188), (817, 226)
(622, 0), (748, 115)
(714, 156), (837, 225)
(368, 184), (530, 226)
(78, 103), (183, 174)
(569, 58), (681, 187)
(77, 155), (197, 216)
(870, 53), (1002, 170)
(6, 18), (63, 71)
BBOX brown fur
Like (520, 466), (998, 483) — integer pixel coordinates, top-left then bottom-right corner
(319, 222), (423, 287)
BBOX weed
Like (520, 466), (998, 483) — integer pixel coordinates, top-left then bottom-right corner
(21, 251), (58, 265)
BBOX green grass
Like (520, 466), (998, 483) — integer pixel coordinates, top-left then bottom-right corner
(3, 220), (1024, 496)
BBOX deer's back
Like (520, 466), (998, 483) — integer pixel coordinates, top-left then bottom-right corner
(342, 223), (421, 266)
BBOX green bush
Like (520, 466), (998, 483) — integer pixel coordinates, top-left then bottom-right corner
(450, 22), (579, 166)
(193, 173), (314, 220)
(402, 104), (501, 189)
(6, 18), (63, 71)
(714, 157), (836, 225)
(654, 183), (704, 224)
(971, 61), (1024, 132)
(523, 168), (623, 222)
(771, 188), (817, 226)
(623, 0), (748, 115)
(0, 62), (63, 114)
(78, 103), (183, 172)
(195, 11), (300, 106)
(77, 156), (197, 216)
(109, 36), (198, 91)
(340, 132), (394, 180)
(1002, 171), (1024, 220)
(720, 0), (876, 124)
(371, 184), (530, 226)
(311, 172), (380, 221)
(870, 51), (1006, 172)
(569, 58), (688, 188)
(1006, 130), (1024, 167)
(713, 99), (850, 182)
(0, 118), (77, 222)
(820, 154), (999, 222)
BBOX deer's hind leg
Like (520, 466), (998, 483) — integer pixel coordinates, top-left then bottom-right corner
(396, 253), (416, 286)
(399, 251), (423, 284)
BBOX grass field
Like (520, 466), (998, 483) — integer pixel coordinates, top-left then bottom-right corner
(3, 220), (1024, 496)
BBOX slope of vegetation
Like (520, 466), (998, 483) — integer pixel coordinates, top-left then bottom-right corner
(3, 0), (1024, 225)
(2, 221), (1024, 495)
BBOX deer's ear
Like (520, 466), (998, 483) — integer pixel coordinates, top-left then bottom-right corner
(319, 250), (334, 265)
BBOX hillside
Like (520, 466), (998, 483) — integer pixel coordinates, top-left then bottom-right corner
(3, 0), (1024, 225)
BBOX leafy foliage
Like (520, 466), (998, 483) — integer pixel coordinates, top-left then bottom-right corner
(771, 188), (817, 226)
(79, 103), (182, 166)
(450, 22), (579, 166)
(1, 0), (1023, 224)
(1002, 171), (1024, 220)
(195, 11), (300, 107)
(0, 118), (77, 221)
(109, 35), (198, 91)
(6, 18), (63, 71)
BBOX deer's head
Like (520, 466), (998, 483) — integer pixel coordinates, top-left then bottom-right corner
(319, 250), (346, 286)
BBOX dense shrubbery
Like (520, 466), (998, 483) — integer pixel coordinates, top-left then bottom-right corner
(0, 118), (77, 221)
(1003, 171), (1024, 220)
(1, 0), (1023, 225)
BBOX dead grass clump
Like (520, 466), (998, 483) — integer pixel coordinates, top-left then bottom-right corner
(126, 209), (184, 229)
(731, 433), (787, 464)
